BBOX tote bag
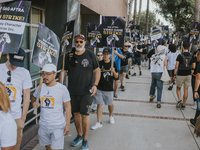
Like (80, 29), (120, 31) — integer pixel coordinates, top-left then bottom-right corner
(161, 67), (170, 82)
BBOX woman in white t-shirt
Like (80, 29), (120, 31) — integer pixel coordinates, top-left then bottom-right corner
(149, 45), (168, 108)
(167, 44), (179, 90)
(0, 82), (17, 150)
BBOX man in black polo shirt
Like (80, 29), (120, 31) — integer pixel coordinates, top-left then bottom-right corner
(91, 48), (118, 130)
(174, 41), (195, 109)
(119, 42), (131, 91)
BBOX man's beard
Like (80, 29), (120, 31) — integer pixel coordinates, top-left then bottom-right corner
(75, 45), (84, 51)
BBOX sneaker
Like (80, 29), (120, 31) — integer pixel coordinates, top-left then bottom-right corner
(176, 100), (183, 108)
(181, 105), (186, 110)
(139, 71), (142, 76)
(129, 71), (131, 75)
(119, 85), (122, 89)
(126, 74), (130, 79)
(121, 86), (125, 91)
(132, 73), (136, 76)
(190, 118), (195, 128)
(114, 92), (118, 98)
(91, 122), (102, 130)
(149, 95), (156, 102)
(191, 104), (197, 110)
(71, 135), (83, 147)
(80, 139), (89, 150)
(173, 81), (176, 85)
(110, 116), (115, 124)
(168, 86), (173, 90)
(157, 103), (161, 108)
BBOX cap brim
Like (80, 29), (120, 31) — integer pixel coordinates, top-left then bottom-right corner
(9, 59), (24, 67)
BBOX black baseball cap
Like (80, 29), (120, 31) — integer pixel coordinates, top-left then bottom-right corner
(9, 48), (25, 67)
(103, 48), (111, 54)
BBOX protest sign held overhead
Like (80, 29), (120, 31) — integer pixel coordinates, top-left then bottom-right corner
(188, 22), (200, 43)
(150, 25), (162, 41)
(0, 1), (31, 54)
(31, 23), (60, 68)
(102, 16), (126, 47)
(131, 25), (140, 40)
(86, 23), (102, 48)
(124, 30), (131, 42)
(162, 25), (169, 41)
(61, 20), (75, 55)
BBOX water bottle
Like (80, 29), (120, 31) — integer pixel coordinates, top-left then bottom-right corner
(197, 99), (200, 111)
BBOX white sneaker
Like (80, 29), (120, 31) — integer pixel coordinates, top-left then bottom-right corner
(191, 105), (197, 110)
(91, 122), (102, 130)
(109, 116), (115, 124)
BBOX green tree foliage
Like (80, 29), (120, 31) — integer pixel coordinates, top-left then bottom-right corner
(134, 11), (163, 34)
(152, 0), (195, 34)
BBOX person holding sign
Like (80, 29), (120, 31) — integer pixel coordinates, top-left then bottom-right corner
(31, 64), (71, 150)
(0, 82), (17, 150)
(91, 48), (118, 130)
(59, 34), (100, 150)
(119, 42), (131, 91)
(0, 48), (32, 150)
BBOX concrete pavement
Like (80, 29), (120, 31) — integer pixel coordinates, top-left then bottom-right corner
(31, 66), (200, 150)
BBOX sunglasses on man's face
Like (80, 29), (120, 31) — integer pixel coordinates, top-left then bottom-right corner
(125, 46), (131, 47)
(7, 70), (11, 82)
(97, 55), (102, 57)
(75, 40), (84, 44)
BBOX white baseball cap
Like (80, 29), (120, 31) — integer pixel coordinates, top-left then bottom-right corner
(41, 64), (57, 72)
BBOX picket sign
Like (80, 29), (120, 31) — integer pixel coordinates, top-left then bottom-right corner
(94, 47), (96, 55)
(61, 54), (66, 84)
(33, 77), (43, 115)
(0, 52), (2, 60)
(111, 47), (114, 76)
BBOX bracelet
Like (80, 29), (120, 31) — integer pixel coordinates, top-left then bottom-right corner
(195, 91), (198, 92)
(174, 74), (176, 76)
(93, 84), (98, 87)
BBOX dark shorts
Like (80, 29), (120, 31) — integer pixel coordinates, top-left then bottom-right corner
(133, 57), (141, 66)
(70, 94), (93, 116)
(167, 70), (174, 77)
(114, 75), (119, 80)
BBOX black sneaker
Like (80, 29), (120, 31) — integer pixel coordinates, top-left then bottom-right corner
(176, 100), (183, 108)
(126, 74), (130, 79)
(181, 105), (186, 110)
(190, 118), (195, 128)
(132, 73), (136, 76)
(168, 86), (173, 90)
(139, 71), (142, 76)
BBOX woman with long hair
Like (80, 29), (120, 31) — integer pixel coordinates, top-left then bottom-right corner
(0, 81), (17, 150)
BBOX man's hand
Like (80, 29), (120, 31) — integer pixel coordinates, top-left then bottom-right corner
(195, 92), (199, 99)
(110, 67), (115, 73)
(114, 49), (118, 55)
(90, 85), (97, 97)
(63, 124), (70, 136)
(32, 102), (40, 109)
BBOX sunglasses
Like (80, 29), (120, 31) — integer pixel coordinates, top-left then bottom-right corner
(7, 70), (11, 82)
(97, 55), (102, 57)
(75, 41), (84, 44)
(125, 46), (131, 47)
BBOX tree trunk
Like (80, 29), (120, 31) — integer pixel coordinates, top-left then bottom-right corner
(145, 0), (149, 35)
(128, 0), (134, 23)
(138, 0), (142, 25)
(133, 0), (137, 25)
(194, 0), (200, 22)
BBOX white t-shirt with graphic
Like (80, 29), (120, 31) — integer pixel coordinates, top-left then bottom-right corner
(33, 82), (71, 126)
(0, 63), (32, 119)
(0, 111), (17, 150)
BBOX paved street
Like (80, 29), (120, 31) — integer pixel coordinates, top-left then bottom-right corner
(31, 66), (200, 150)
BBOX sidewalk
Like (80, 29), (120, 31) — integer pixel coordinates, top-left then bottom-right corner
(32, 66), (200, 150)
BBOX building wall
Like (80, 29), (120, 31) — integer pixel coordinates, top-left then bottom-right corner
(77, 0), (128, 21)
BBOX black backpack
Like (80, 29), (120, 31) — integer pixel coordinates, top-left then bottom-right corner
(179, 53), (193, 70)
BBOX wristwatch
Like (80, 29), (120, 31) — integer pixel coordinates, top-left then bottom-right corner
(93, 84), (98, 87)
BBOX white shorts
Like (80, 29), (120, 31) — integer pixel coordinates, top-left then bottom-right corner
(38, 123), (65, 149)
(93, 89), (113, 105)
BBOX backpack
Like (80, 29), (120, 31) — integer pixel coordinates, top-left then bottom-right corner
(179, 53), (192, 70)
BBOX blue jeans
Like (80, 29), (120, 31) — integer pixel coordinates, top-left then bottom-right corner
(149, 73), (163, 103)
